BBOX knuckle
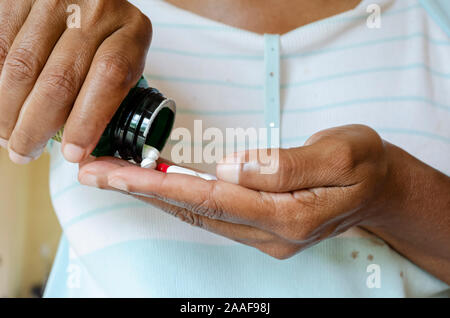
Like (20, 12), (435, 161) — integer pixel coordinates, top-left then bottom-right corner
(85, 0), (109, 26)
(332, 139), (356, 173)
(174, 210), (204, 228)
(191, 183), (223, 219)
(39, 66), (79, 102)
(96, 53), (135, 89)
(356, 125), (385, 156)
(5, 47), (41, 82)
(0, 36), (9, 69)
(126, 2), (152, 28)
(9, 129), (42, 155)
(304, 129), (326, 146)
(278, 149), (304, 189)
(135, 12), (153, 39)
(140, 13), (153, 35)
(0, 118), (15, 139)
(86, 0), (132, 28)
(42, 0), (65, 12)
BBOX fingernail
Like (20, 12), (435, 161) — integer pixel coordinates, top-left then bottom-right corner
(8, 149), (33, 165)
(63, 143), (85, 163)
(108, 178), (129, 192)
(79, 173), (99, 187)
(216, 163), (240, 184)
(0, 137), (7, 149)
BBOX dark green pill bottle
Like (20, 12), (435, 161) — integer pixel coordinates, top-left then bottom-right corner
(52, 77), (176, 164)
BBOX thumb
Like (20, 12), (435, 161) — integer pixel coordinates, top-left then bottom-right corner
(216, 144), (347, 192)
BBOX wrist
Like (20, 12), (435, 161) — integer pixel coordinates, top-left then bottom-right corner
(359, 141), (412, 229)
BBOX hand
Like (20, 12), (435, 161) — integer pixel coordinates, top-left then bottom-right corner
(0, 0), (152, 164)
(78, 124), (393, 259)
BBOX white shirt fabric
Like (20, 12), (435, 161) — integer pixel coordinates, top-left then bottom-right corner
(45, 0), (450, 297)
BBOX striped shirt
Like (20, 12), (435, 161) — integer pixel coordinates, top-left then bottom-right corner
(45, 0), (450, 297)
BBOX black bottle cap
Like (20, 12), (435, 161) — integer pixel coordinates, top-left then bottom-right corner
(110, 87), (176, 163)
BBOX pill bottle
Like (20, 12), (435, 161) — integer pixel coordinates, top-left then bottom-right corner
(52, 77), (176, 165)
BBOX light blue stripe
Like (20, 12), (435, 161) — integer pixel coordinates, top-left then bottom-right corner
(282, 129), (450, 144)
(376, 127), (450, 144)
(282, 63), (450, 88)
(281, 135), (311, 144)
(283, 2), (423, 32)
(51, 182), (82, 199)
(173, 95), (450, 116)
(150, 47), (263, 60)
(149, 33), (448, 62)
(176, 108), (261, 116)
(148, 63), (448, 91)
(420, 0), (450, 37)
(147, 74), (263, 90)
(151, 22), (239, 32)
(282, 33), (450, 59)
(63, 202), (146, 228)
(285, 96), (450, 113)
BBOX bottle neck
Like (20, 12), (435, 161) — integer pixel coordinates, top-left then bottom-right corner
(110, 87), (176, 163)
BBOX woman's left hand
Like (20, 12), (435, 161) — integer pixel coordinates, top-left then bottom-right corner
(78, 124), (394, 259)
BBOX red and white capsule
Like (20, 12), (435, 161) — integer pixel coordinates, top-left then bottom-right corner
(157, 163), (217, 181)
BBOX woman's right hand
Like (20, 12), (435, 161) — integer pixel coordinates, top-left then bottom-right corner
(0, 0), (152, 164)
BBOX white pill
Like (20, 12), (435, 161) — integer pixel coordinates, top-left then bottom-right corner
(141, 145), (160, 169)
(165, 165), (218, 181)
(142, 145), (160, 161)
(141, 158), (157, 169)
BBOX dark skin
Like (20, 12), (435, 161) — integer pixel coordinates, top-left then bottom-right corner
(1, 0), (449, 285)
(166, 0), (362, 34)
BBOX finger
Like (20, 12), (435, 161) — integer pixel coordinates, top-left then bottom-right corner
(0, 0), (32, 75)
(215, 147), (336, 192)
(61, 17), (152, 163)
(0, 1), (66, 158)
(78, 156), (137, 189)
(7, 24), (113, 162)
(0, 1), (31, 148)
(216, 126), (375, 192)
(79, 155), (135, 170)
(78, 157), (281, 246)
(110, 167), (273, 228)
(79, 157), (275, 230)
